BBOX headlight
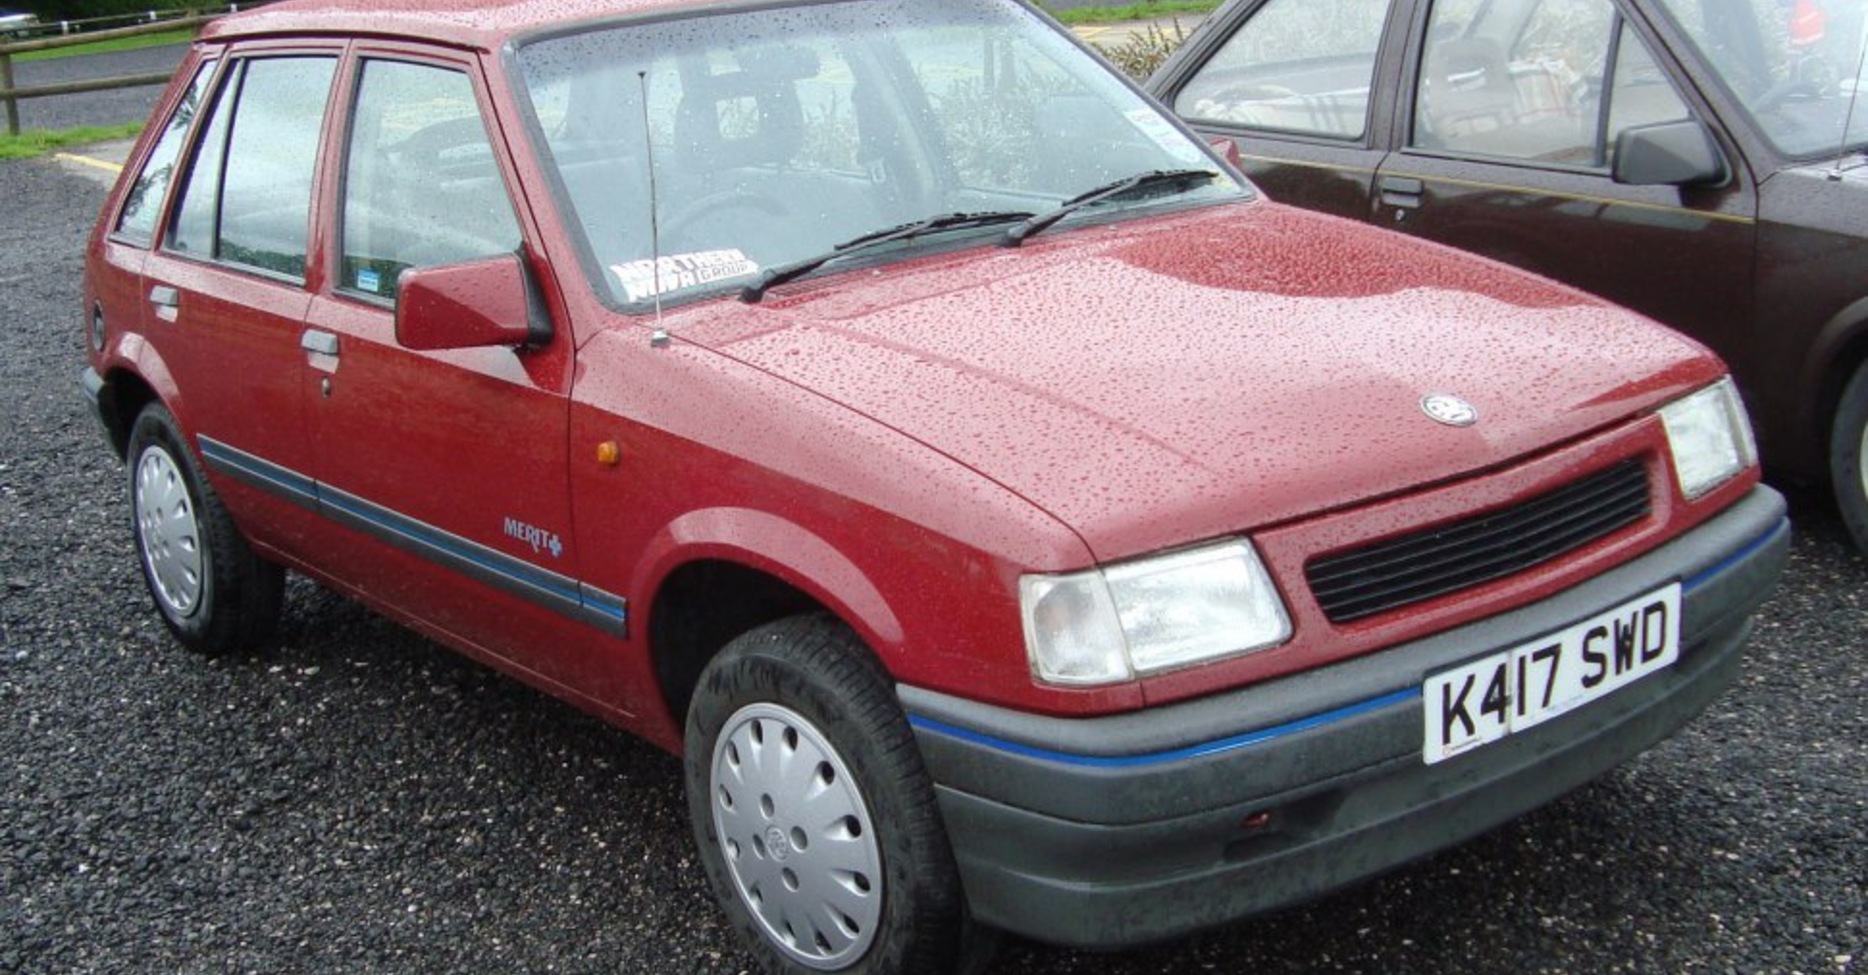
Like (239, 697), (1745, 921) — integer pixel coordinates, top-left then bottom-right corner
(1659, 377), (1757, 500)
(1019, 539), (1292, 686)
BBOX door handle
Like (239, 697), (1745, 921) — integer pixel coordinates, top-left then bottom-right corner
(148, 285), (180, 322)
(1379, 176), (1424, 210)
(300, 330), (340, 357)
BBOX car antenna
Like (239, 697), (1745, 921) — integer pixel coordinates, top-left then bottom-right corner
(639, 70), (671, 347)
(1831, 30), (1868, 180)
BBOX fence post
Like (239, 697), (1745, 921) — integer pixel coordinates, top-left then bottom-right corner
(2, 50), (16, 137)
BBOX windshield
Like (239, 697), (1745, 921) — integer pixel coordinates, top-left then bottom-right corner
(513, 0), (1244, 307)
(1653, 0), (1868, 157)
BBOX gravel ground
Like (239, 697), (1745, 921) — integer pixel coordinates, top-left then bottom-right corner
(5, 45), (185, 132)
(2, 154), (1864, 975)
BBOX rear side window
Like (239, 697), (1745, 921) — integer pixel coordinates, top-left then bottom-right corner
(116, 60), (216, 244)
(339, 59), (521, 301)
(1173, 0), (1393, 140)
(168, 55), (337, 281)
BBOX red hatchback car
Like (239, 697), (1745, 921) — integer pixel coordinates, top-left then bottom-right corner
(82, 0), (1787, 972)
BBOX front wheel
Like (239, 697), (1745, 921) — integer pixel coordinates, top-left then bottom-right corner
(127, 404), (284, 654)
(1832, 361), (1868, 553)
(684, 614), (988, 975)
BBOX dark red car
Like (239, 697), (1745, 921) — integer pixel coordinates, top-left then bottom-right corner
(81, 0), (1787, 972)
(1149, 0), (1868, 550)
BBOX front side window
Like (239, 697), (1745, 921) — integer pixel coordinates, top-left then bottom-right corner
(1173, 0), (1394, 140)
(117, 60), (216, 244)
(168, 56), (337, 280)
(1412, 0), (1690, 167)
(515, 0), (1241, 308)
(339, 60), (522, 301)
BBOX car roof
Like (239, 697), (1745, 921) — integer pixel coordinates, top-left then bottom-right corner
(200, 0), (718, 52)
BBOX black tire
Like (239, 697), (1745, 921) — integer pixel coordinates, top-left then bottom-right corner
(1833, 362), (1868, 554)
(126, 404), (284, 655)
(684, 613), (990, 975)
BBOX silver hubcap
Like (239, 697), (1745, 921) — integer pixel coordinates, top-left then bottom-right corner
(710, 703), (882, 970)
(135, 444), (204, 618)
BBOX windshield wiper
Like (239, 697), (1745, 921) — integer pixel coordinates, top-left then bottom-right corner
(1001, 169), (1221, 247)
(740, 210), (1033, 303)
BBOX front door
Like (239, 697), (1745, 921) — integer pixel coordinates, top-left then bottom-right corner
(1373, 0), (1757, 355)
(300, 52), (606, 697)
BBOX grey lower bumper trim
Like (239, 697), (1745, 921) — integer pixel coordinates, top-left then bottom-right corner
(904, 486), (1788, 947)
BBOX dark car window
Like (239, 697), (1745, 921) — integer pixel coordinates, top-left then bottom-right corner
(339, 59), (522, 302)
(1413, 0), (1689, 167)
(116, 60), (216, 245)
(1173, 0), (1394, 140)
(167, 56), (337, 281)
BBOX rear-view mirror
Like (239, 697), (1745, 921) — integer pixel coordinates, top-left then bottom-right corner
(1612, 120), (1727, 188)
(396, 254), (546, 351)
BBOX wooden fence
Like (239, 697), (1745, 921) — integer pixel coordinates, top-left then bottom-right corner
(0, 13), (220, 137)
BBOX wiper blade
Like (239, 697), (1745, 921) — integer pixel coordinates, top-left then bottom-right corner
(740, 210), (1033, 303)
(1002, 168), (1220, 247)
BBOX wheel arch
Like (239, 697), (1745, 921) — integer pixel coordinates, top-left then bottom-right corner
(97, 367), (161, 459)
(1801, 294), (1868, 476)
(97, 334), (187, 459)
(640, 508), (909, 730)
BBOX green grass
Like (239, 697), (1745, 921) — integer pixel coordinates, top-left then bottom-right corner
(10, 28), (193, 62)
(0, 122), (141, 160)
(1049, 1), (1222, 24)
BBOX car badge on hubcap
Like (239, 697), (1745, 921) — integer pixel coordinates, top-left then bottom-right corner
(1421, 393), (1479, 427)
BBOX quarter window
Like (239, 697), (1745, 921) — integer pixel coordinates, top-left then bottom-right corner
(117, 60), (215, 244)
(1412, 0), (1690, 167)
(168, 56), (337, 280)
(339, 60), (521, 301)
(1173, 0), (1393, 140)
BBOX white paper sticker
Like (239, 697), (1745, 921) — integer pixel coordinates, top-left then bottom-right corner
(611, 249), (760, 301)
(1125, 108), (1206, 165)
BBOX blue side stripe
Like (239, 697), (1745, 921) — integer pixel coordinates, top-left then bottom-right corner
(1682, 521), (1782, 592)
(909, 687), (1421, 770)
(199, 439), (316, 503)
(198, 435), (626, 635)
(318, 488), (586, 607)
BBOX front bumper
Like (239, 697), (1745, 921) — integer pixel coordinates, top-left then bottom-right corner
(902, 485), (1788, 948)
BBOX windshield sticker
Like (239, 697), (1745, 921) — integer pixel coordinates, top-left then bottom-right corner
(356, 267), (382, 294)
(611, 249), (761, 301)
(1125, 108), (1206, 165)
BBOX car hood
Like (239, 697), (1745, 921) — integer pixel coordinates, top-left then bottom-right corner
(671, 201), (1721, 563)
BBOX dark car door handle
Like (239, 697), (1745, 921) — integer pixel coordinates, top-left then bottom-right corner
(148, 285), (179, 309)
(300, 329), (340, 357)
(1379, 176), (1424, 209)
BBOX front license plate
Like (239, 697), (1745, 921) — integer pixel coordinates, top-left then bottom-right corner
(1422, 583), (1681, 765)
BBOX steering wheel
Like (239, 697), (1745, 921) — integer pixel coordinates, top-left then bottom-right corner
(660, 189), (792, 249)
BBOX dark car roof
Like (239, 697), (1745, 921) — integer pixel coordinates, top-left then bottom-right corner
(201, 0), (703, 51)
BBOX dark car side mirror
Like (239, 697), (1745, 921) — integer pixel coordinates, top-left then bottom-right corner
(1612, 120), (1727, 188)
(396, 254), (548, 351)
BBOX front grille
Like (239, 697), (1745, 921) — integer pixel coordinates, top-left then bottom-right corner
(1306, 459), (1650, 624)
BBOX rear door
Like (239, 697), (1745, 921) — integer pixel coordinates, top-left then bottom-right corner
(1371, 0), (1757, 353)
(138, 50), (341, 557)
(1151, 0), (1408, 218)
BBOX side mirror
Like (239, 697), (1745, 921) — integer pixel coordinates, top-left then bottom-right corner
(1612, 120), (1727, 188)
(395, 254), (547, 351)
